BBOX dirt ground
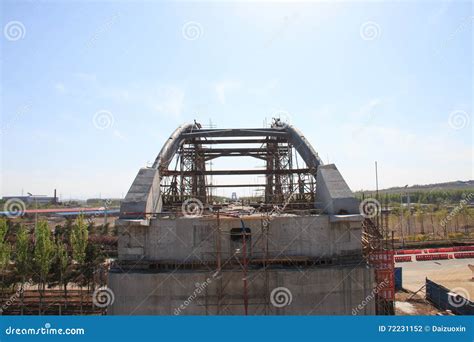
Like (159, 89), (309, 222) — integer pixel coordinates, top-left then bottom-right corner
(395, 291), (442, 315)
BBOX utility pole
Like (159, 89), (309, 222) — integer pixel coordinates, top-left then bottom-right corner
(375, 161), (379, 200)
(104, 199), (108, 226)
(400, 193), (405, 247)
(407, 188), (411, 236)
(27, 192), (38, 230)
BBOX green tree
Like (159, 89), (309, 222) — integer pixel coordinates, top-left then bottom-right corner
(15, 225), (31, 314)
(71, 214), (88, 313)
(0, 218), (11, 269)
(81, 243), (102, 290)
(0, 218), (12, 301)
(403, 207), (412, 238)
(34, 221), (54, 314)
(426, 204), (436, 237)
(414, 203), (425, 235)
(71, 215), (88, 264)
(56, 240), (70, 308)
(436, 208), (449, 239)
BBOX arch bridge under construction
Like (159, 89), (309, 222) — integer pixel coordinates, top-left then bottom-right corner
(109, 119), (394, 315)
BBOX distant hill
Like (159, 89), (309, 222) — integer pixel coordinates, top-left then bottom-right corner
(356, 180), (474, 195)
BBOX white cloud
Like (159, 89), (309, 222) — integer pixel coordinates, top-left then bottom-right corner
(249, 79), (279, 96)
(70, 73), (186, 118)
(304, 98), (471, 190)
(338, 123), (471, 189)
(99, 86), (131, 102)
(151, 86), (185, 118)
(309, 105), (332, 120)
(351, 98), (383, 120)
(428, 0), (453, 24)
(96, 84), (186, 118)
(113, 129), (126, 141)
(72, 72), (97, 82)
(215, 80), (242, 104)
(54, 82), (66, 93)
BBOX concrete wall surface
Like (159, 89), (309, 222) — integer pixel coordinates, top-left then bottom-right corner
(315, 164), (359, 215)
(117, 215), (363, 261)
(108, 265), (375, 315)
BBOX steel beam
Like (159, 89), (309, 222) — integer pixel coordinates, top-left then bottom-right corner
(162, 168), (311, 176)
(188, 138), (286, 144)
(182, 128), (288, 138)
(184, 148), (289, 153)
(162, 184), (267, 188)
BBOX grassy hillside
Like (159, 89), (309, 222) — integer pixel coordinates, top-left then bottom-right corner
(355, 180), (474, 205)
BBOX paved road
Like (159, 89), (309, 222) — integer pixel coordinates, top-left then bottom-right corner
(397, 258), (474, 298)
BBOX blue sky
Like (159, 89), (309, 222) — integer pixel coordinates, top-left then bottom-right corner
(1, 0), (472, 200)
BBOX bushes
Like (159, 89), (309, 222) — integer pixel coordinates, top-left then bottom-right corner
(447, 232), (466, 239)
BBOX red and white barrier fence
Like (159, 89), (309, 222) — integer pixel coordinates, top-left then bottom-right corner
(453, 252), (474, 259)
(415, 253), (449, 261)
(394, 255), (412, 263)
